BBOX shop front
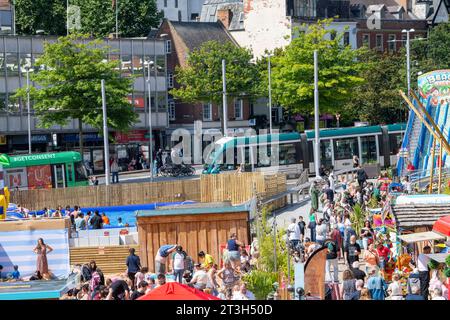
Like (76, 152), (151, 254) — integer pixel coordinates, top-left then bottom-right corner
(5, 134), (51, 153)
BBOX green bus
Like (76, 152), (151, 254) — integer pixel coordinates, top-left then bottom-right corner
(0, 151), (89, 189)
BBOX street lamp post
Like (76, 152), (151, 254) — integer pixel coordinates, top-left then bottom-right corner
(267, 54), (273, 134)
(101, 79), (110, 186)
(402, 28), (415, 97)
(25, 67), (32, 154)
(222, 59), (228, 137)
(313, 50), (320, 178)
(146, 60), (154, 182)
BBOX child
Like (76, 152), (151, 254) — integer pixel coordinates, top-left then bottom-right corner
(117, 217), (124, 227)
(11, 265), (20, 280)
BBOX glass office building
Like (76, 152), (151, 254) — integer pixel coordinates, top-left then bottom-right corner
(0, 36), (168, 172)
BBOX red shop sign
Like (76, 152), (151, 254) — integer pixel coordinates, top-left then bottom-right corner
(115, 130), (148, 143)
(127, 96), (145, 108)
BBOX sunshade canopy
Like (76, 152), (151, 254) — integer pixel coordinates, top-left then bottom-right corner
(137, 282), (220, 300)
(398, 231), (445, 243)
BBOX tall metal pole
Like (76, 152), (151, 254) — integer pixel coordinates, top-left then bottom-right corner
(66, 0), (69, 36)
(314, 50), (320, 178)
(12, 0), (16, 36)
(406, 31), (411, 98)
(101, 80), (110, 186)
(147, 63), (154, 182)
(116, 0), (119, 38)
(26, 68), (31, 154)
(438, 139), (443, 194)
(222, 59), (228, 137)
(429, 138), (436, 194)
(273, 214), (277, 273)
(268, 55), (273, 134)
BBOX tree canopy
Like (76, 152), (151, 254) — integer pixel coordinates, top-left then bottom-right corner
(13, 34), (137, 152)
(170, 40), (261, 106)
(269, 19), (366, 115)
(14, 0), (162, 37)
(342, 50), (407, 125)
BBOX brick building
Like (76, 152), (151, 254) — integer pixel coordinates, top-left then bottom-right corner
(155, 19), (254, 144)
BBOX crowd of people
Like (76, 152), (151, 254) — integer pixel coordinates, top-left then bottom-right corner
(61, 232), (260, 300)
(286, 164), (448, 300)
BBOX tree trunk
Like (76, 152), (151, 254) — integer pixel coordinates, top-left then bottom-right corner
(78, 119), (83, 156)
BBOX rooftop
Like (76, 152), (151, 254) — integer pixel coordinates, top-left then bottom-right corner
(168, 20), (237, 52)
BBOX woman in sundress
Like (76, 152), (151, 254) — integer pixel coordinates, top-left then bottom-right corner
(33, 238), (53, 277)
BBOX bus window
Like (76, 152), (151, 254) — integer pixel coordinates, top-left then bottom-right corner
(66, 163), (74, 184)
(320, 140), (332, 168)
(334, 138), (358, 161)
(389, 133), (402, 155)
(361, 136), (377, 163)
(279, 143), (298, 165)
(74, 161), (88, 182)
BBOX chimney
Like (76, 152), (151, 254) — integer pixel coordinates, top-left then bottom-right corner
(217, 9), (233, 29)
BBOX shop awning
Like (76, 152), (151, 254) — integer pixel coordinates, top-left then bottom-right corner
(424, 253), (449, 264)
(398, 231), (445, 243)
(433, 215), (450, 237)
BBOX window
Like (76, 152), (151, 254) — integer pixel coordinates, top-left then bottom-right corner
(343, 32), (350, 46)
(279, 143), (301, 165)
(168, 72), (173, 88)
(169, 101), (175, 120)
(389, 133), (403, 155)
(234, 99), (243, 120)
(121, 55), (132, 77)
(178, 10), (182, 21)
(175, 0), (178, 8)
(401, 34), (407, 46)
(19, 53), (32, 74)
(164, 0), (167, 7)
(388, 34), (396, 52)
(191, 13), (199, 21)
(132, 55), (143, 75)
(362, 34), (370, 47)
(6, 53), (19, 76)
(361, 136), (377, 164)
(330, 30), (337, 40)
(333, 138), (358, 161)
(166, 40), (172, 53)
(74, 161), (88, 182)
(155, 55), (166, 76)
(376, 34), (383, 51)
(203, 103), (212, 121)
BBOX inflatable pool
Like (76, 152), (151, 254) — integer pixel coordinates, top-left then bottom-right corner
(9, 201), (196, 227)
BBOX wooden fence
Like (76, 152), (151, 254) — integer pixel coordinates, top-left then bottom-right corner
(200, 172), (286, 207)
(10, 180), (201, 210)
(11, 172), (287, 210)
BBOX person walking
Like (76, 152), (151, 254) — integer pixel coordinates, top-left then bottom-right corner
(387, 273), (403, 300)
(324, 233), (339, 283)
(33, 238), (53, 278)
(308, 209), (318, 243)
(417, 245), (432, 300)
(309, 181), (320, 212)
(340, 269), (357, 300)
(356, 165), (368, 189)
(110, 157), (120, 184)
(315, 219), (327, 246)
(367, 269), (388, 300)
(125, 248), (141, 285)
(346, 235), (361, 267)
(287, 218), (301, 250)
(362, 243), (379, 274)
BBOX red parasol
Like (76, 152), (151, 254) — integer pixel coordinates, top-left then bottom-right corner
(137, 282), (221, 300)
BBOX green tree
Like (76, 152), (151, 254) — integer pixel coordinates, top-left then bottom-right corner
(170, 41), (260, 130)
(342, 50), (407, 124)
(13, 0), (162, 37)
(14, 0), (67, 36)
(270, 19), (366, 115)
(13, 34), (137, 154)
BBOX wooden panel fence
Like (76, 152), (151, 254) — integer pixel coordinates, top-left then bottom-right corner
(10, 180), (201, 211)
(11, 172), (287, 211)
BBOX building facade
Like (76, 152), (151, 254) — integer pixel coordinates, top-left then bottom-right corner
(0, 36), (169, 173)
(157, 0), (204, 21)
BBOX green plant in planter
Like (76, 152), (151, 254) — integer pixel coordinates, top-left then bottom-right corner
(367, 195), (379, 209)
(350, 203), (366, 236)
(242, 270), (278, 300)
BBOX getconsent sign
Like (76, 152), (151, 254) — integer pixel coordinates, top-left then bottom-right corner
(12, 153), (57, 163)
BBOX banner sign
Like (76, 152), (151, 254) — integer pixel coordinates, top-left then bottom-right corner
(418, 69), (450, 106)
(27, 165), (52, 189)
(5, 168), (28, 190)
